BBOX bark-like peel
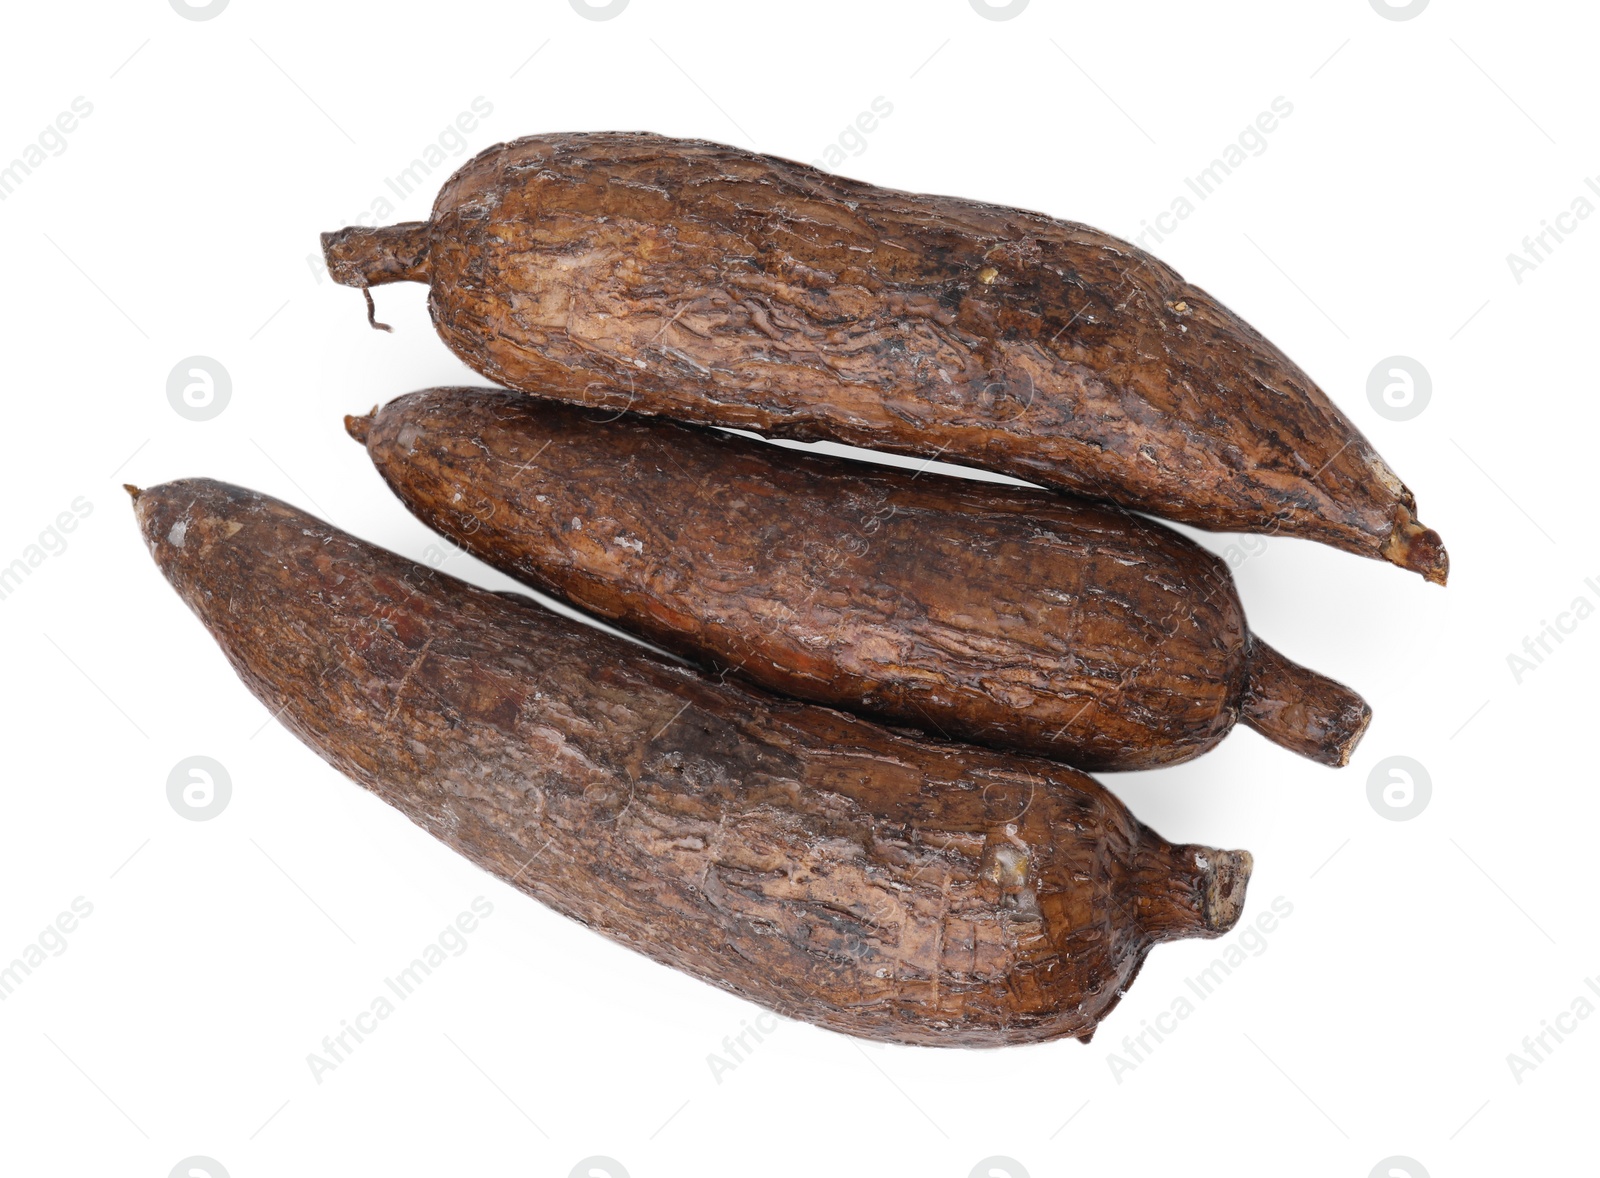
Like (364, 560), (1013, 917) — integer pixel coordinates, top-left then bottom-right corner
(323, 131), (1447, 582)
(134, 478), (1252, 1047)
(353, 386), (1371, 770)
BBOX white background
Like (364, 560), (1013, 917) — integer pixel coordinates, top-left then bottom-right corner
(1, 1), (1594, 1175)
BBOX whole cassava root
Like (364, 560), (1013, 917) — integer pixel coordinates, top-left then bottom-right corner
(131, 478), (1252, 1047)
(322, 131), (1448, 583)
(350, 387), (1372, 770)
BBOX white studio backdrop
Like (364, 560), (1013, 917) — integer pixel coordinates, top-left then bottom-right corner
(0, 1), (1594, 1175)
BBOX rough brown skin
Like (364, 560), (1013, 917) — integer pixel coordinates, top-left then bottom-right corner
(131, 478), (1252, 1047)
(322, 131), (1448, 584)
(350, 387), (1371, 770)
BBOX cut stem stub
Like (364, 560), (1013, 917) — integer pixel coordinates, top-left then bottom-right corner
(1240, 638), (1372, 768)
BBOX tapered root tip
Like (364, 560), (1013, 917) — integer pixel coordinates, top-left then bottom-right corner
(345, 408), (378, 445)
(1385, 512), (1450, 586)
(1200, 849), (1252, 935)
(123, 484), (142, 502)
(1241, 639), (1372, 767)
